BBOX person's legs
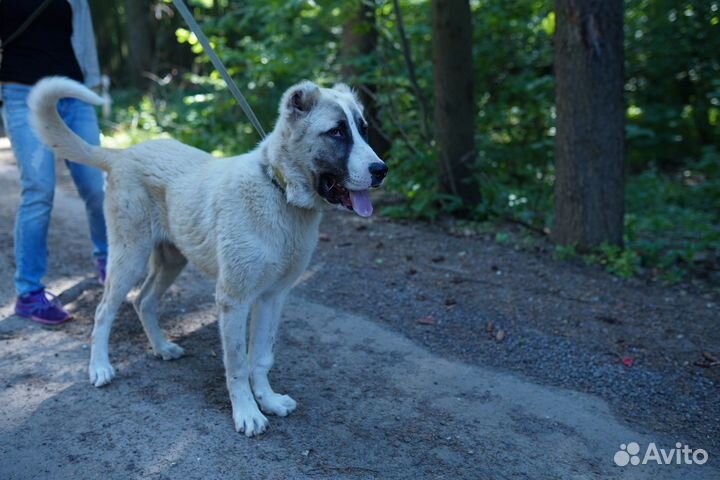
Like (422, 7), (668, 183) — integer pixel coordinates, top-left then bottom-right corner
(60, 97), (108, 260)
(1, 85), (56, 297)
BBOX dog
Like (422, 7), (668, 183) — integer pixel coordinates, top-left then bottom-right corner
(29, 77), (388, 436)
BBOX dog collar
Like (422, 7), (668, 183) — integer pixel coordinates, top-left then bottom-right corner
(267, 164), (287, 193)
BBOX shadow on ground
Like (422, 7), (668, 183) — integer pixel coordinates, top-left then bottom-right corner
(0, 279), (716, 480)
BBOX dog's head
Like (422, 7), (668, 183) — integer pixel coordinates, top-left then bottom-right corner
(270, 81), (388, 217)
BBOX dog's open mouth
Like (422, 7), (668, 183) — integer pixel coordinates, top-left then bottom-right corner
(319, 174), (373, 218)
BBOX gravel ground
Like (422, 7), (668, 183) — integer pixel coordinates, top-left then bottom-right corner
(0, 137), (718, 479)
(297, 210), (720, 455)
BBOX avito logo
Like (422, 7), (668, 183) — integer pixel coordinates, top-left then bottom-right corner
(614, 442), (708, 467)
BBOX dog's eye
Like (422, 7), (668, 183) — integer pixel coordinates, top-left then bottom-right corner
(328, 127), (345, 138)
(359, 122), (368, 140)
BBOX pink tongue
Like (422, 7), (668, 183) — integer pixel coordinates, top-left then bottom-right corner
(349, 190), (373, 217)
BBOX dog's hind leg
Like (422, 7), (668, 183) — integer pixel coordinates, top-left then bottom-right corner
(249, 289), (297, 417)
(133, 243), (187, 360)
(89, 242), (152, 387)
(216, 283), (269, 437)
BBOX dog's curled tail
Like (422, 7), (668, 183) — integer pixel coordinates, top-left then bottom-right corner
(29, 77), (111, 171)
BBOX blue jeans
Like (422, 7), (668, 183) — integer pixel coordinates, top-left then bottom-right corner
(1, 84), (108, 296)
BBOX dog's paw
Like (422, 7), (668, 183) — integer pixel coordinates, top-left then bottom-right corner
(89, 361), (115, 387)
(233, 403), (269, 437)
(153, 341), (184, 360)
(257, 393), (297, 417)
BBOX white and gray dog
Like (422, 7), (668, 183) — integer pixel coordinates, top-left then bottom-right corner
(29, 77), (388, 436)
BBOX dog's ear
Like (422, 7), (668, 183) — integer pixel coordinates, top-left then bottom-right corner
(333, 83), (364, 113)
(282, 81), (320, 118)
(333, 83), (352, 94)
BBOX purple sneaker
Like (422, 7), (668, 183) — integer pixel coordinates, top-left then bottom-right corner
(15, 289), (72, 325)
(96, 257), (107, 286)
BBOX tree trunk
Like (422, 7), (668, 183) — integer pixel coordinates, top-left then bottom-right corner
(431, 0), (480, 207)
(341, 1), (390, 158)
(552, 0), (625, 248)
(125, 0), (154, 87)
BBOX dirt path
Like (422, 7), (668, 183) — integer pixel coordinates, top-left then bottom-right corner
(0, 138), (717, 479)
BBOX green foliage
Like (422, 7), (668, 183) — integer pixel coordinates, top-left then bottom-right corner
(584, 243), (642, 279)
(625, 0), (720, 170)
(101, 0), (720, 286)
(553, 244), (577, 262)
(623, 161), (720, 284)
(494, 232), (510, 246)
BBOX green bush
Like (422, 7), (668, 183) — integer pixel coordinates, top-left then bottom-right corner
(102, 0), (720, 286)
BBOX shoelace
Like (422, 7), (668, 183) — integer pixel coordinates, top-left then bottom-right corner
(27, 291), (63, 313)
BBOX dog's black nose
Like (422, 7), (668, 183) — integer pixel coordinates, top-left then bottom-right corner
(369, 162), (388, 186)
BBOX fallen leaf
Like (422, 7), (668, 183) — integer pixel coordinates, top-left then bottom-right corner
(319, 233), (330, 242)
(694, 351), (720, 368)
(693, 361), (719, 368)
(417, 316), (436, 325)
(431, 255), (446, 263)
(495, 329), (506, 342)
(444, 298), (457, 306)
(622, 357), (633, 367)
(485, 321), (494, 333)
(702, 351), (718, 363)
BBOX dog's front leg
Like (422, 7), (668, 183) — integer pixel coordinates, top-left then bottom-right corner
(216, 286), (268, 437)
(249, 290), (297, 417)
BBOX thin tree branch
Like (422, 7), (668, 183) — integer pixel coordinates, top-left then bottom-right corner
(358, 83), (424, 159)
(391, 0), (431, 142)
(355, 85), (393, 144)
(372, 29), (433, 158)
